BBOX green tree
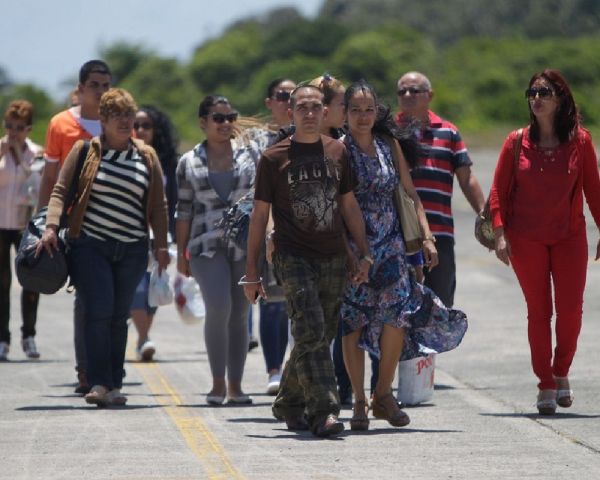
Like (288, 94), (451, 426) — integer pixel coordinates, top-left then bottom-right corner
(99, 42), (151, 84)
(188, 23), (265, 93)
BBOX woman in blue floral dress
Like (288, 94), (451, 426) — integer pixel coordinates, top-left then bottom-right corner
(340, 80), (468, 431)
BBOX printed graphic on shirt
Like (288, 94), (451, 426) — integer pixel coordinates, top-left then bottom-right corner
(288, 153), (340, 233)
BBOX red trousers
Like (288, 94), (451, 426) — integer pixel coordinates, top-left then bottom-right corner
(508, 227), (587, 390)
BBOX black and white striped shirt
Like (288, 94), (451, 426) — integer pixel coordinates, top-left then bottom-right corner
(82, 147), (149, 242)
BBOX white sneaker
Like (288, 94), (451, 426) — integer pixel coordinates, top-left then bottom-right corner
(266, 373), (282, 395)
(137, 340), (156, 362)
(21, 337), (40, 359)
(0, 342), (9, 361)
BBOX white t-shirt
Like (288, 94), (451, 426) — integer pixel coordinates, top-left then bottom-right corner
(70, 107), (102, 137)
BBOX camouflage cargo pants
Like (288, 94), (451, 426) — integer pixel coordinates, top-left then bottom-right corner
(271, 251), (347, 430)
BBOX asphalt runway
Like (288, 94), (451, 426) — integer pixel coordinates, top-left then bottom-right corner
(2, 149), (600, 479)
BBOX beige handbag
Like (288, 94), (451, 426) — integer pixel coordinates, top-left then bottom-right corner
(383, 135), (423, 255)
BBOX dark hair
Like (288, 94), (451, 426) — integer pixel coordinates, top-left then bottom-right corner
(528, 69), (580, 144)
(289, 85), (323, 108)
(139, 105), (179, 171)
(198, 95), (230, 118)
(79, 59), (111, 84)
(266, 78), (294, 98)
(344, 80), (420, 168)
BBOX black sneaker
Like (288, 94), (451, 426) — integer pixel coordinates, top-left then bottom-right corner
(248, 336), (259, 351)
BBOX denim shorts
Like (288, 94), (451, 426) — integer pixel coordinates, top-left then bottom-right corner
(130, 271), (158, 314)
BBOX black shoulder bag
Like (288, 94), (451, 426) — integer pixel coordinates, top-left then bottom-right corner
(15, 141), (90, 294)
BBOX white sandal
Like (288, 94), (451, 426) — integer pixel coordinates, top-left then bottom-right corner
(554, 377), (574, 408)
(536, 389), (557, 415)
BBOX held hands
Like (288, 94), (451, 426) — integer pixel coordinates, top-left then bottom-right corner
(495, 233), (512, 266)
(34, 227), (59, 258)
(346, 253), (370, 285)
(354, 258), (370, 284)
(422, 239), (439, 269)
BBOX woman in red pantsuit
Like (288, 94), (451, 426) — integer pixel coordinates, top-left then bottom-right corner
(489, 69), (600, 415)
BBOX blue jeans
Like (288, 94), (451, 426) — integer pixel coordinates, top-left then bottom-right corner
(68, 233), (148, 390)
(259, 301), (288, 372)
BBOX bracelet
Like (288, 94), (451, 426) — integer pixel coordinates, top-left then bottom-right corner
(423, 236), (436, 244)
(238, 275), (263, 285)
(360, 255), (374, 265)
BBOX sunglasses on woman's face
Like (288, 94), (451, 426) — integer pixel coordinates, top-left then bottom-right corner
(4, 122), (28, 132)
(273, 90), (291, 102)
(133, 122), (153, 130)
(209, 112), (238, 124)
(525, 87), (554, 99)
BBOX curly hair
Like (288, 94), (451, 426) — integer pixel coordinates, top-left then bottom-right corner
(344, 79), (420, 168)
(138, 105), (179, 171)
(4, 99), (34, 126)
(99, 88), (137, 120)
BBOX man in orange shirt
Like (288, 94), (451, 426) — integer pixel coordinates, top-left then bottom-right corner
(38, 59), (111, 393)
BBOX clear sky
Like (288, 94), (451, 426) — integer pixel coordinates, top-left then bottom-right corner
(4, 0), (322, 100)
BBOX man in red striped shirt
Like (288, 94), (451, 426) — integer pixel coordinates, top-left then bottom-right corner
(395, 71), (485, 307)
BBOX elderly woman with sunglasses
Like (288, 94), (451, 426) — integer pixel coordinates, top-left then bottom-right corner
(37, 88), (170, 406)
(0, 100), (44, 361)
(489, 69), (600, 415)
(176, 95), (260, 405)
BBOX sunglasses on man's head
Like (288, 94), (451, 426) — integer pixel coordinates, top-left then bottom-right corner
(397, 87), (428, 96)
(273, 90), (291, 102)
(133, 122), (153, 130)
(4, 122), (28, 132)
(525, 87), (554, 99)
(209, 112), (238, 124)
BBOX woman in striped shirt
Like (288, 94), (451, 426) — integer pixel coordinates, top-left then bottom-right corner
(38, 88), (169, 407)
(176, 95), (259, 405)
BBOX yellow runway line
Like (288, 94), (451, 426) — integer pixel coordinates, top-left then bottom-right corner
(133, 359), (244, 480)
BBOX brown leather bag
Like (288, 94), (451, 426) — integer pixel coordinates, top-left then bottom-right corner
(475, 129), (523, 250)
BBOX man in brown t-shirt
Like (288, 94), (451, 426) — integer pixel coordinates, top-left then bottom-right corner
(243, 85), (371, 437)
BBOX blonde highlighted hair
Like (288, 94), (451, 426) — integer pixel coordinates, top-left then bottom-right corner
(308, 73), (345, 105)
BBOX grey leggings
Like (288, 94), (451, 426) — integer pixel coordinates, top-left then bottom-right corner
(190, 250), (249, 383)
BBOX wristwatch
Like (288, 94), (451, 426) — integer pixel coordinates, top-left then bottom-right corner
(359, 254), (374, 265)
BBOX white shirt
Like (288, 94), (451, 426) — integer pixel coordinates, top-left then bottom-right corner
(0, 138), (43, 230)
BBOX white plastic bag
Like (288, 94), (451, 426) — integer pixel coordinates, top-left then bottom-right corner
(173, 274), (205, 324)
(396, 353), (436, 405)
(147, 264), (174, 307)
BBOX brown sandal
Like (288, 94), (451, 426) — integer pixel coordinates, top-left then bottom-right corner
(372, 392), (410, 427)
(350, 399), (370, 431)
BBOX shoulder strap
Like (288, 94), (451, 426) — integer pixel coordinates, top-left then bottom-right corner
(59, 140), (89, 228)
(513, 128), (523, 167)
(382, 134), (403, 180)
